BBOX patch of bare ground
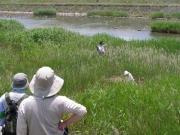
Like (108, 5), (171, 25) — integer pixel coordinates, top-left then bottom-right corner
(102, 76), (123, 83)
(102, 76), (145, 85)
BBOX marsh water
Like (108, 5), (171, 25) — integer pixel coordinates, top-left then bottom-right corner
(0, 15), (180, 41)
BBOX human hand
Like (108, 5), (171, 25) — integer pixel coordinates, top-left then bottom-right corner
(58, 121), (66, 131)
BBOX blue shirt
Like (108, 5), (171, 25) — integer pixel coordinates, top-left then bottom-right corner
(0, 89), (26, 126)
(0, 98), (5, 126)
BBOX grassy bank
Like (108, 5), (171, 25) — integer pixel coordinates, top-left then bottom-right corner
(0, 20), (180, 134)
(151, 12), (180, 19)
(1, 0), (180, 5)
(0, 2), (180, 19)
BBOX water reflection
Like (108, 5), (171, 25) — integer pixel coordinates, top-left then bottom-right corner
(0, 16), (179, 40)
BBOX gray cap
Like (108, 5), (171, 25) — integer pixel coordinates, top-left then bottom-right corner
(11, 73), (29, 89)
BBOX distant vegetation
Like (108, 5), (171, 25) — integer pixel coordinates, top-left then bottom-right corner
(0, 19), (180, 134)
(151, 12), (165, 19)
(150, 21), (180, 34)
(171, 12), (180, 19)
(87, 10), (129, 17)
(33, 8), (57, 16)
(151, 12), (180, 19)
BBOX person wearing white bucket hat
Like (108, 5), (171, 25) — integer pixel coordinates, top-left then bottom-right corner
(17, 66), (87, 135)
(123, 70), (135, 83)
(0, 73), (29, 135)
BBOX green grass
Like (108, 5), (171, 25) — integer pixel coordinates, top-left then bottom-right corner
(87, 10), (129, 17)
(151, 12), (180, 19)
(170, 12), (180, 19)
(0, 19), (180, 134)
(0, 19), (25, 31)
(151, 12), (165, 19)
(33, 8), (57, 16)
(150, 21), (180, 34)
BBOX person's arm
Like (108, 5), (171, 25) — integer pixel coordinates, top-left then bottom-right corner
(16, 101), (28, 135)
(58, 112), (87, 131)
(58, 97), (87, 131)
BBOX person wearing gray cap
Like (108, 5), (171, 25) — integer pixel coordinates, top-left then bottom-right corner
(0, 73), (29, 135)
(17, 66), (87, 135)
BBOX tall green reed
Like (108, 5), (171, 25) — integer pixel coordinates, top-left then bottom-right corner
(150, 21), (180, 34)
(33, 8), (57, 16)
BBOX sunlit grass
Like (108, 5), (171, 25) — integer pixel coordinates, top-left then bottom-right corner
(0, 19), (25, 31)
(150, 21), (180, 34)
(0, 19), (180, 134)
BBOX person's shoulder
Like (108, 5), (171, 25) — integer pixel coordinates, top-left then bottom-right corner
(0, 93), (6, 100)
(55, 96), (75, 103)
(55, 95), (68, 100)
(21, 95), (32, 101)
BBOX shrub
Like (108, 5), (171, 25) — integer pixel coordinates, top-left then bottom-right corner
(0, 19), (25, 31)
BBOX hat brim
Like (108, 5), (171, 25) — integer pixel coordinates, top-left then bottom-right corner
(29, 75), (64, 97)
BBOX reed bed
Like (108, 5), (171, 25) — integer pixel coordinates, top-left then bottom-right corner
(150, 21), (180, 34)
(0, 19), (180, 134)
(33, 8), (57, 16)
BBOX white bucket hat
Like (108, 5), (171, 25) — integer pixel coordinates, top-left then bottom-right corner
(11, 73), (29, 89)
(29, 66), (64, 97)
(124, 71), (129, 75)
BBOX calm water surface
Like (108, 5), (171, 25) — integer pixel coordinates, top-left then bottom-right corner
(0, 16), (180, 41)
